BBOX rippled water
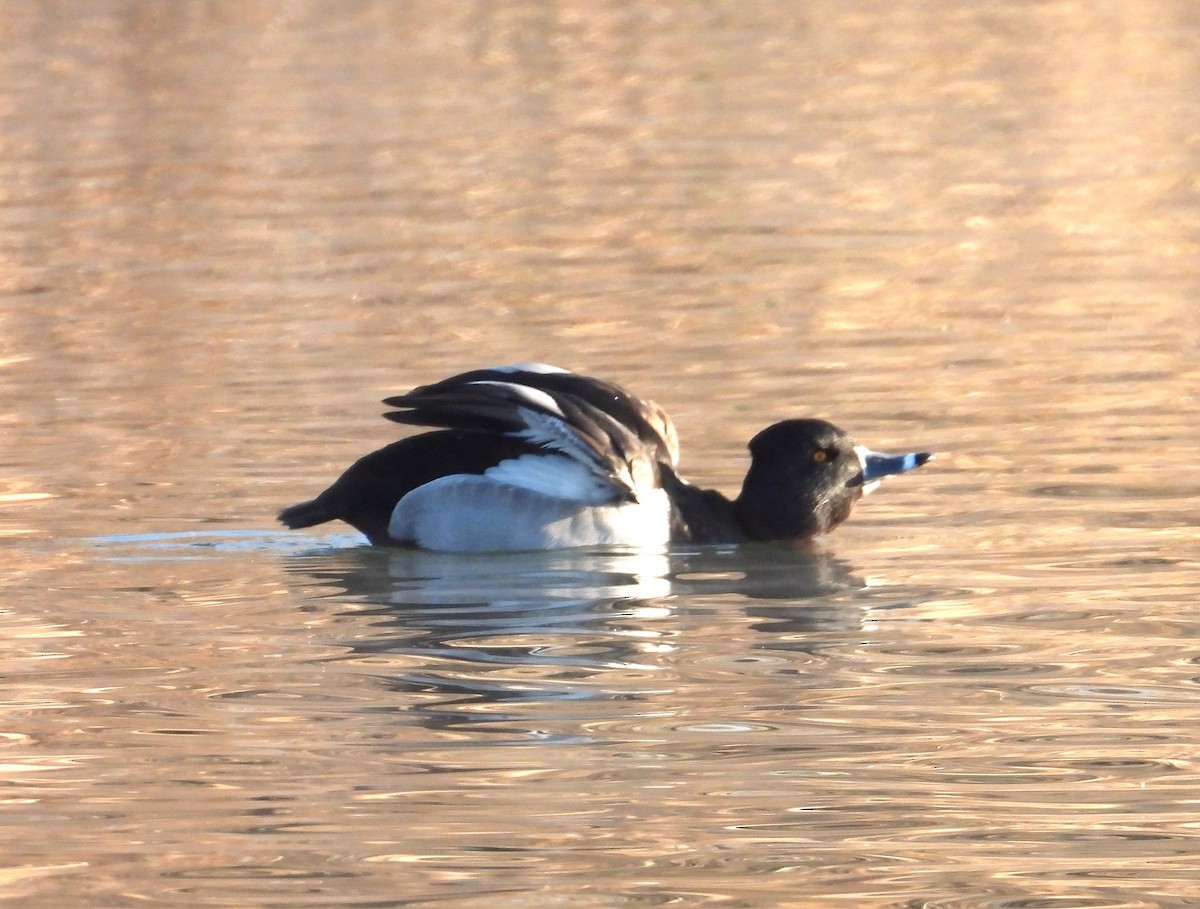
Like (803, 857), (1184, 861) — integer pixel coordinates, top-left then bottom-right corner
(3, 2), (1199, 907)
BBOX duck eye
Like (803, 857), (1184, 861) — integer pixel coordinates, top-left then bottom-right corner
(812, 449), (828, 464)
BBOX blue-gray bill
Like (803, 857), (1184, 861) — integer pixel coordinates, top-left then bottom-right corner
(858, 448), (934, 482)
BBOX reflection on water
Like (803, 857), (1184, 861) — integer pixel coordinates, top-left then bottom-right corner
(293, 542), (860, 606)
(281, 544), (869, 738)
(3, 0), (1200, 906)
(10, 523), (1200, 907)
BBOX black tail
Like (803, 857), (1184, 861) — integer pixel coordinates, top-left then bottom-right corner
(278, 498), (336, 529)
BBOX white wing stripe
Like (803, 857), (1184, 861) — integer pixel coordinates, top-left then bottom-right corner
(483, 454), (616, 504)
(513, 410), (598, 461)
(469, 380), (565, 418)
(489, 363), (569, 375)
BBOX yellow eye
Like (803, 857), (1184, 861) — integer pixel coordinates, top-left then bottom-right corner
(812, 449), (828, 463)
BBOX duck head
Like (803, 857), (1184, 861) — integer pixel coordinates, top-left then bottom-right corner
(733, 419), (932, 542)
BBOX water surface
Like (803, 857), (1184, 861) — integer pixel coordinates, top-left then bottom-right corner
(3, 2), (1199, 907)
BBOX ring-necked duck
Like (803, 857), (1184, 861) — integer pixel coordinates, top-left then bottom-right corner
(279, 364), (932, 551)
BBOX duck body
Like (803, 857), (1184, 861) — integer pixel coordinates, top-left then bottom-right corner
(278, 364), (932, 551)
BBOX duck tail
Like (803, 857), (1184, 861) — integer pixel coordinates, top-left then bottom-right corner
(277, 498), (335, 529)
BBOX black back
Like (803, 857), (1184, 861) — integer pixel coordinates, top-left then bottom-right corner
(277, 430), (537, 545)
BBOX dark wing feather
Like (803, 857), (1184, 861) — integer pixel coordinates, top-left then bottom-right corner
(508, 370), (679, 466)
(380, 365), (678, 501)
(385, 365), (678, 463)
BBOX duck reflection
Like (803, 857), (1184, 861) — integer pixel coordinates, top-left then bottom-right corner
(282, 544), (868, 734)
(286, 543), (861, 621)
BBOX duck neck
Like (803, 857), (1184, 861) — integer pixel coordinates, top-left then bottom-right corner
(659, 469), (748, 544)
(733, 462), (846, 542)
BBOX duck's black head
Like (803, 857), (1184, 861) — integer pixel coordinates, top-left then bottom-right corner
(733, 418), (931, 542)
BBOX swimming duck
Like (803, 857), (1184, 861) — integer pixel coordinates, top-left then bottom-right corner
(278, 364), (932, 551)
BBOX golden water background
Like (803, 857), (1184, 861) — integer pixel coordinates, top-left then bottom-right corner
(2, 3), (1198, 906)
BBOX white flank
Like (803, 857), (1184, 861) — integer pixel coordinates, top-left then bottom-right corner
(388, 476), (671, 552)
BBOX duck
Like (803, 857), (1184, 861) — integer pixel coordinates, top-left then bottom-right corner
(278, 363), (932, 551)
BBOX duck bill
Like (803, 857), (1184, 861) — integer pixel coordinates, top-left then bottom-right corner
(855, 446), (933, 494)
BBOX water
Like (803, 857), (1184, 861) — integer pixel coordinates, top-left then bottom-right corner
(3, 1), (1199, 906)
